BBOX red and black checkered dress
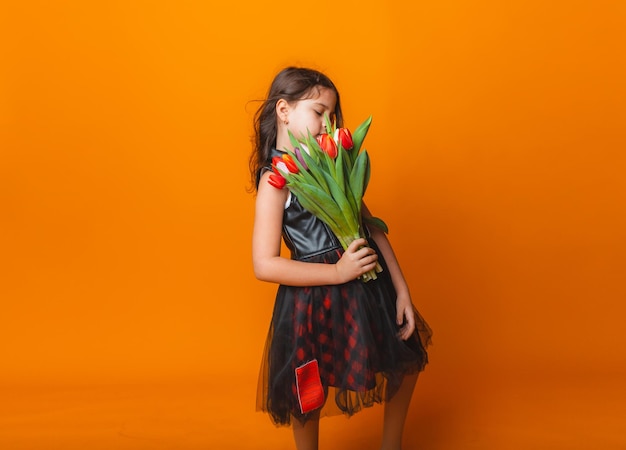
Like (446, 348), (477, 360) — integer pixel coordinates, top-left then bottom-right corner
(256, 153), (432, 427)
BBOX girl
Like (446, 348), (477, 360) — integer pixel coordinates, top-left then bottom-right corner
(251, 67), (432, 450)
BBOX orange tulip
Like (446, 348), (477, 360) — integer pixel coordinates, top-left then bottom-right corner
(281, 154), (299, 174)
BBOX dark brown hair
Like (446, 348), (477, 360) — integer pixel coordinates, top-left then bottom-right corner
(250, 67), (343, 189)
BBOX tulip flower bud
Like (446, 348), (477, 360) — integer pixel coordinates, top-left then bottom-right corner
(268, 172), (286, 189)
(272, 156), (289, 176)
(316, 134), (338, 158)
(282, 154), (299, 174)
(334, 128), (354, 150)
(294, 147), (309, 170)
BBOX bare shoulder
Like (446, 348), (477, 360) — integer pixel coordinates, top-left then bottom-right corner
(253, 171), (288, 259)
(255, 171), (289, 213)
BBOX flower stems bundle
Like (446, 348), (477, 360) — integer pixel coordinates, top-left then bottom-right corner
(269, 115), (388, 282)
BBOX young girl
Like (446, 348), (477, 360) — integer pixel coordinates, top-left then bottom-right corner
(251, 67), (432, 450)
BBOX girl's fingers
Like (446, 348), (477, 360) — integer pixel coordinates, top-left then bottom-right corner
(347, 239), (377, 263)
(404, 313), (416, 339)
(346, 238), (367, 253)
(396, 305), (404, 325)
(397, 306), (416, 340)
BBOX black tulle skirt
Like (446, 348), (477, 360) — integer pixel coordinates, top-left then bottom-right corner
(256, 239), (432, 426)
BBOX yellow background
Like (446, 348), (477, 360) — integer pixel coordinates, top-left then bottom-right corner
(1, 1), (625, 448)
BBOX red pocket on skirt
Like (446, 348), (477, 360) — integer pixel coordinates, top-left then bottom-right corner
(295, 359), (325, 414)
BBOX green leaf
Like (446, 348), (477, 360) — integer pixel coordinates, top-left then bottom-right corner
(362, 150), (371, 195)
(351, 115), (372, 159)
(318, 170), (358, 232)
(335, 148), (361, 222)
(290, 186), (356, 240)
(290, 186), (341, 223)
(364, 216), (389, 234)
(349, 150), (368, 212)
(324, 113), (334, 136)
(287, 130), (301, 152)
(335, 145), (346, 196)
(341, 144), (354, 173)
(286, 154), (326, 194)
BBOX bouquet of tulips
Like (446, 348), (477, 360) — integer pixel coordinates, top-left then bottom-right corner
(268, 115), (388, 282)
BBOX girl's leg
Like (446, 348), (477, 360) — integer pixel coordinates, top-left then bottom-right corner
(380, 373), (419, 450)
(292, 412), (320, 450)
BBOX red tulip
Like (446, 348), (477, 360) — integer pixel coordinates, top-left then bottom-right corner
(334, 128), (353, 150)
(316, 133), (338, 158)
(268, 172), (286, 189)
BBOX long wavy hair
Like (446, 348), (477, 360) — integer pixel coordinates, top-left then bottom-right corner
(249, 67), (344, 190)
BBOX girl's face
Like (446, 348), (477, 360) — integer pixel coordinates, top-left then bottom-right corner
(276, 87), (337, 149)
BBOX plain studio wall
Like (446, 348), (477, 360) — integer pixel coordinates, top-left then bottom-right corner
(2, 1), (625, 448)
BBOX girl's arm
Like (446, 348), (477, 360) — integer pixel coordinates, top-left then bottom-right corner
(253, 171), (378, 286)
(363, 203), (416, 340)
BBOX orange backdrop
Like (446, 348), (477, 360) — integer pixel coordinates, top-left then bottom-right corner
(1, 1), (625, 448)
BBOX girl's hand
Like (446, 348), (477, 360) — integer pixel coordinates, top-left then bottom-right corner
(335, 238), (378, 284)
(396, 294), (416, 340)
